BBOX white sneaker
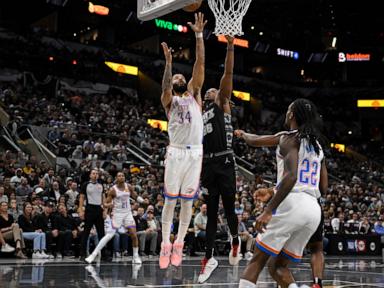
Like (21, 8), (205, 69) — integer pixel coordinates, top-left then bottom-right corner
(85, 265), (97, 276)
(1, 243), (15, 253)
(132, 263), (141, 279)
(41, 251), (54, 259)
(132, 254), (142, 264)
(244, 251), (253, 261)
(299, 285), (311, 288)
(33, 252), (44, 259)
(229, 236), (242, 265)
(85, 253), (97, 264)
(115, 252), (121, 258)
(198, 257), (218, 284)
(56, 253), (63, 259)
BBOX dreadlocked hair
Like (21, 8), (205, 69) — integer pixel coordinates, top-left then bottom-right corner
(292, 98), (324, 156)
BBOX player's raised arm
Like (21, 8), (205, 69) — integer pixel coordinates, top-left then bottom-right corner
(234, 130), (285, 147)
(217, 36), (234, 112)
(187, 12), (207, 106)
(161, 42), (173, 113)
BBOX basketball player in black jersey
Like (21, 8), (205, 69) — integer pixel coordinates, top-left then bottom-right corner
(198, 35), (240, 284)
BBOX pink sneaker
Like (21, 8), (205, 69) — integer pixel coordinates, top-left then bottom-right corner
(159, 242), (172, 269)
(171, 242), (184, 267)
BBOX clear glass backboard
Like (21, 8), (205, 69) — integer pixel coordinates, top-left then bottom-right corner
(137, 0), (199, 21)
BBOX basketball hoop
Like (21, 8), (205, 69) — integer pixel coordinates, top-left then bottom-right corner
(208, 0), (253, 36)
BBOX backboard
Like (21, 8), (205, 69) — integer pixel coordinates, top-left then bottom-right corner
(138, 0), (199, 21)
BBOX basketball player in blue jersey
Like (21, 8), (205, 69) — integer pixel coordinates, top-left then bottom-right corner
(235, 99), (328, 288)
(159, 13), (207, 269)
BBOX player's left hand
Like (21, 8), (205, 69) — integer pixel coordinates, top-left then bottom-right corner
(225, 35), (235, 43)
(188, 12), (208, 33)
(255, 209), (272, 233)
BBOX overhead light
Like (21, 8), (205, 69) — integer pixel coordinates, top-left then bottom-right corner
(49, 56), (54, 61)
(259, 31), (263, 36)
(87, 27), (91, 30)
(348, 131), (352, 135)
(72, 60), (77, 65)
(300, 69), (304, 76)
(73, 33), (77, 37)
(331, 37), (337, 48)
(251, 26), (254, 30)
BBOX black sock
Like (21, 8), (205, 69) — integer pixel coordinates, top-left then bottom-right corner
(314, 277), (322, 287)
(232, 235), (239, 245)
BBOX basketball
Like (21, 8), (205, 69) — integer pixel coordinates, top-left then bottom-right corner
(183, 0), (203, 12)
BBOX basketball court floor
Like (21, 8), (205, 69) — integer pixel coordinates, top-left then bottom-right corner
(0, 255), (383, 287)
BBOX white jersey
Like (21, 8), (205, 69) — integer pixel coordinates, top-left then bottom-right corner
(112, 183), (131, 213)
(167, 93), (203, 145)
(276, 134), (324, 199)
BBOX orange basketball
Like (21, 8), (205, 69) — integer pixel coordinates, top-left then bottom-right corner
(183, 0), (203, 12)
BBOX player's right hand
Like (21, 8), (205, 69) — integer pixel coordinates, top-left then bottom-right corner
(234, 129), (245, 138)
(161, 42), (172, 63)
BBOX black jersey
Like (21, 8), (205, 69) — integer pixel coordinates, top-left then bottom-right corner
(203, 102), (233, 154)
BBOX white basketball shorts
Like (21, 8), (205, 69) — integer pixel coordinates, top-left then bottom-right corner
(164, 144), (203, 200)
(256, 192), (321, 262)
(112, 211), (136, 229)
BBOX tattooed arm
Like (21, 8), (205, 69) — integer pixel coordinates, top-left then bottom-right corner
(161, 42), (173, 113)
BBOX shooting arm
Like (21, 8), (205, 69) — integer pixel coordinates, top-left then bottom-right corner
(218, 40), (234, 108)
(161, 62), (173, 112)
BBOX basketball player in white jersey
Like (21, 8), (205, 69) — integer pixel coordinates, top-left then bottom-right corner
(236, 99), (328, 288)
(159, 13), (207, 269)
(85, 172), (142, 264)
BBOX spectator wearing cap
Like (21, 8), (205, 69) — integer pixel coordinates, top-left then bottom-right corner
(10, 168), (23, 188)
(0, 201), (27, 258)
(33, 202), (61, 257)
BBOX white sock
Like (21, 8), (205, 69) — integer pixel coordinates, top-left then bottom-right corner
(161, 198), (177, 244)
(92, 233), (114, 256)
(133, 247), (139, 257)
(239, 279), (256, 288)
(288, 283), (299, 288)
(176, 199), (193, 243)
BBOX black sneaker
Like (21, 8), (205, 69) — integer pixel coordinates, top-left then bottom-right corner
(139, 251), (147, 257)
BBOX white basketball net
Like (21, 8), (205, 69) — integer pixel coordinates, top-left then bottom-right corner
(208, 0), (252, 36)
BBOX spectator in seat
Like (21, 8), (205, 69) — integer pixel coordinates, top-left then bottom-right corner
(359, 217), (371, 234)
(0, 186), (9, 204)
(8, 198), (21, 221)
(33, 202), (60, 258)
(145, 210), (159, 256)
(234, 201), (243, 215)
(18, 202), (52, 258)
(238, 214), (255, 261)
(135, 207), (149, 256)
(0, 201), (27, 258)
(43, 168), (56, 189)
(56, 204), (77, 257)
(27, 170), (40, 188)
(374, 219), (384, 235)
(22, 162), (34, 176)
(194, 204), (207, 242)
(331, 212), (345, 234)
(49, 181), (63, 204)
(16, 177), (32, 204)
(10, 168), (23, 188)
(65, 182), (79, 211)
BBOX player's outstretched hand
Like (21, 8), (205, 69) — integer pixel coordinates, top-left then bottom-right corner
(234, 129), (245, 138)
(161, 42), (172, 63)
(188, 12), (208, 33)
(225, 35), (235, 43)
(255, 210), (272, 233)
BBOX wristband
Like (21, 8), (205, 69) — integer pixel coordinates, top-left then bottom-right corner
(195, 32), (203, 38)
(227, 47), (234, 51)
